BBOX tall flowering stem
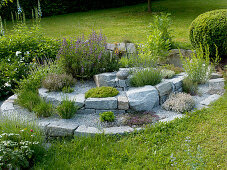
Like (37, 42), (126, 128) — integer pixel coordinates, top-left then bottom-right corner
(57, 31), (119, 79)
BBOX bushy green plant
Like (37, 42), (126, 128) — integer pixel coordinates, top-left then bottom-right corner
(130, 68), (162, 87)
(85, 87), (119, 99)
(100, 111), (115, 122)
(62, 86), (74, 93)
(160, 69), (175, 79)
(56, 98), (78, 119)
(57, 31), (119, 79)
(33, 100), (53, 117)
(180, 46), (219, 84)
(189, 9), (227, 57)
(182, 78), (198, 96)
(0, 23), (60, 98)
(137, 13), (172, 67)
(0, 23), (59, 61)
(42, 73), (76, 92)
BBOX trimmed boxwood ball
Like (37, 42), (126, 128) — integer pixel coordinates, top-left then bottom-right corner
(85, 87), (119, 99)
(189, 9), (227, 58)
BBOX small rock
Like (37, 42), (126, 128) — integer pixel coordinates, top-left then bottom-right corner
(106, 43), (116, 51)
(118, 96), (129, 110)
(116, 70), (129, 80)
(126, 43), (136, 53)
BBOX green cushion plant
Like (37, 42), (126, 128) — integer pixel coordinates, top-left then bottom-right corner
(100, 111), (115, 122)
(85, 87), (119, 99)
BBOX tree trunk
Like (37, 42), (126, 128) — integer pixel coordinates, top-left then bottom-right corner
(148, 0), (151, 12)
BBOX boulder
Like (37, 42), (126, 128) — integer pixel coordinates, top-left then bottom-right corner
(126, 43), (136, 53)
(126, 86), (159, 111)
(85, 97), (117, 110)
(167, 49), (194, 68)
(94, 72), (116, 87)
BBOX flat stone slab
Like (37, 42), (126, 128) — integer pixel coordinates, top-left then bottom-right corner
(159, 114), (185, 123)
(126, 86), (159, 111)
(209, 78), (225, 90)
(103, 126), (134, 135)
(200, 94), (221, 106)
(45, 121), (79, 137)
(74, 125), (102, 136)
(85, 97), (117, 110)
(210, 73), (222, 79)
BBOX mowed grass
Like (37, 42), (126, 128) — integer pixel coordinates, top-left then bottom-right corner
(34, 82), (227, 169)
(6, 0), (225, 48)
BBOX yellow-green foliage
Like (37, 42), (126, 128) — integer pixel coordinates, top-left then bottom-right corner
(85, 87), (119, 99)
(189, 9), (227, 57)
(100, 111), (115, 122)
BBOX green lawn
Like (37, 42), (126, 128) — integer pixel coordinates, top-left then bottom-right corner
(6, 0), (226, 48)
(33, 83), (227, 169)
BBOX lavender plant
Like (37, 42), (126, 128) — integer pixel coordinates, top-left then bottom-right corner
(57, 30), (119, 79)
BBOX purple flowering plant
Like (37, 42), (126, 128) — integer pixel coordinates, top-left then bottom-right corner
(57, 30), (119, 79)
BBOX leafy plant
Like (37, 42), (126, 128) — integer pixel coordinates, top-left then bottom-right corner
(56, 98), (78, 119)
(180, 46), (219, 84)
(100, 111), (115, 122)
(42, 73), (76, 92)
(85, 87), (119, 99)
(33, 100), (53, 117)
(182, 77), (198, 96)
(57, 30), (119, 79)
(130, 68), (162, 87)
(62, 86), (74, 93)
(137, 13), (172, 67)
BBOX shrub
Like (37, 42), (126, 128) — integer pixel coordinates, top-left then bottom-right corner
(0, 24), (60, 62)
(42, 73), (76, 92)
(56, 99), (78, 119)
(160, 69), (175, 79)
(182, 78), (198, 96)
(33, 100), (53, 117)
(57, 31), (119, 79)
(162, 92), (195, 113)
(180, 46), (219, 84)
(189, 9), (227, 57)
(62, 86), (74, 93)
(85, 87), (119, 99)
(100, 111), (115, 122)
(0, 24), (60, 98)
(130, 68), (162, 87)
(137, 13), (172, 67)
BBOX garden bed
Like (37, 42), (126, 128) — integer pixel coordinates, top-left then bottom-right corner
(0, 69), (224, 137)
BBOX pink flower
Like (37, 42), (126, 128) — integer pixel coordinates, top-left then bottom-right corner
(30, 129), (34, 132)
